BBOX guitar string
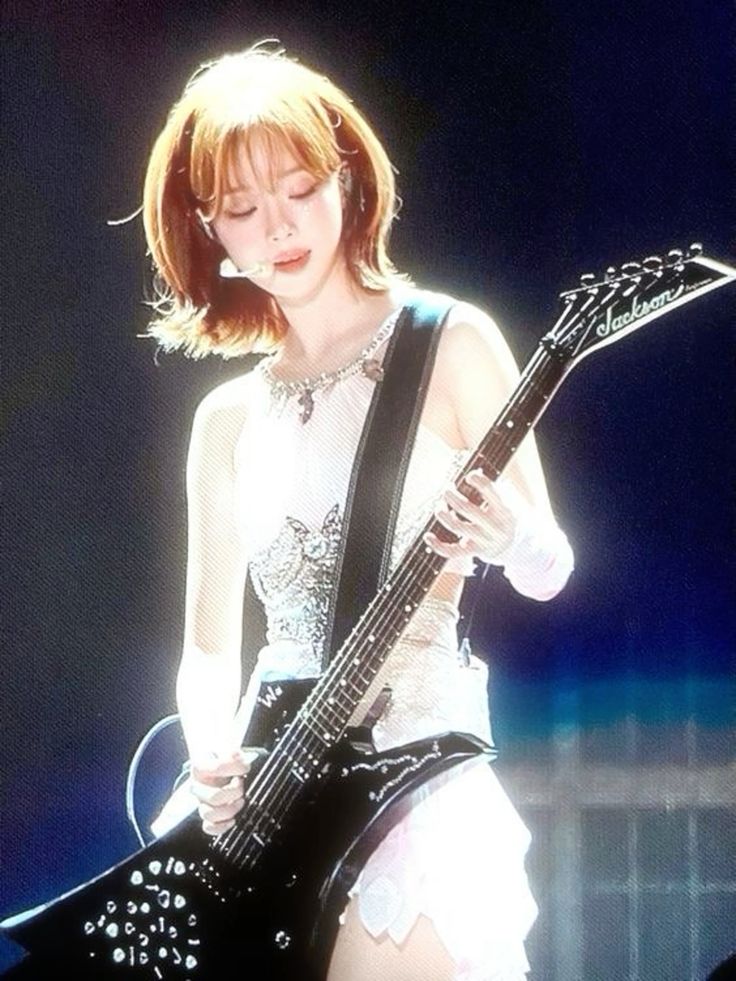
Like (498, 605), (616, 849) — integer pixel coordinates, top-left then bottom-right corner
(220, 507), (448, 864)
(218, 352), (560, 869)
(217, 323), (578, 867)
(224, 357), (545, 833)
(222, 264), (691, 865)
(217, 339), (566, 869)
(224, 285), (636, 870)
(219, 463), (501, 869)
(222, 545), (448, 868)
(216, 290), (601, 867)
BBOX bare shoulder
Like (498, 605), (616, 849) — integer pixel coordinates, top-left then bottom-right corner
(437, 300), (519, 378)
(428, 299), (522, 450)
(189, 369), (256, 461)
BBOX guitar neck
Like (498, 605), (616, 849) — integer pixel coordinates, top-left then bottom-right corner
(306, 340), (568, 725)
(235, 341), (568, 829)
(218, 245), (736, 873)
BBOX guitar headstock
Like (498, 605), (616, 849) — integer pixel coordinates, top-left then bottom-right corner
(542, 244), (736, 371)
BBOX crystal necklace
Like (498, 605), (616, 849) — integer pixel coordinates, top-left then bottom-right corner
(257, 308), (402, 423)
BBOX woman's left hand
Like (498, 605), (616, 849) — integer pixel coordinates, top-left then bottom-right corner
(424, 469), (519, 565)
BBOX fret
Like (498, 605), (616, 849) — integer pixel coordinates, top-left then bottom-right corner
(296, 705), (341, 739)
(219, 247), (736, 874)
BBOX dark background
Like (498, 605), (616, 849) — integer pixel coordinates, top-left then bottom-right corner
(1, 0), (733, 976)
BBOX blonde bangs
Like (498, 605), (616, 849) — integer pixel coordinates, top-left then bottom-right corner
(188, 81), (342, 221)
(142, 45), (410, 359)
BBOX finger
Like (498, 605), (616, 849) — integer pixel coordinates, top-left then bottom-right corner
(191, 751), (254, 783)
(434, 507), (477, 539)
(444, 487), (486, 522)
(202, 815), (236, 837)
(469, 472), (524, 518)
(466, 471), (512, 510)
(434, 508), (468, 536)
(465, 469), (495, 491)
(191, 775), (244, 807)
(239, 747), (267, 766)
(423, 530), (475, 559)
(428, 503), (504, 557)
(197, 795), (245, 826)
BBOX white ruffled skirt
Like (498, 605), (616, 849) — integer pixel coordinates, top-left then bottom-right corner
(258, 597), (538, 981)
(155, 598), (538, 979)
(346, 761), (536, 981)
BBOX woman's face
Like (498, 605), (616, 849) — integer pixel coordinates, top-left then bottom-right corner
(211, 137), (346, 302)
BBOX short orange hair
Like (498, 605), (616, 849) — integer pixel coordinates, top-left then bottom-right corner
(142, 42), (409, 358)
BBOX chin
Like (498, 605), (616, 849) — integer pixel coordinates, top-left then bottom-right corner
(273, 252), (345, 301)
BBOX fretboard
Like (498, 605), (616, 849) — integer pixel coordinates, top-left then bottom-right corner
(217, 337), (569, 873)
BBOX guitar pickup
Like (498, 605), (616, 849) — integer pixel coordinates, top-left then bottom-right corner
(346, 686), (393, 752)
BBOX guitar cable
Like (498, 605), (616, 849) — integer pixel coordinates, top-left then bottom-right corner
(123, 561), (490, 849)
(125, 713), (187, 848)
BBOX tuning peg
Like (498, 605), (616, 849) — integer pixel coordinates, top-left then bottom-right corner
(642, 255), (663, 272)
(579, 273), (597, 286)
(621, 261), (642, 277)
(604, 266), (617, 282)
(667, 248), (684, 264)
(687, 242), (703, 257)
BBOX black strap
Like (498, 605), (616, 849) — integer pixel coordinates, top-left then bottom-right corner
(322, 290), (454, 667)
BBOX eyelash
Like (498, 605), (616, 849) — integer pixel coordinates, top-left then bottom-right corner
(226, 183), (319, 220)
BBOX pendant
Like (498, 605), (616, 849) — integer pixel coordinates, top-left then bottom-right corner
(362, 358), (384, 382)
(298, 388), (315, 424)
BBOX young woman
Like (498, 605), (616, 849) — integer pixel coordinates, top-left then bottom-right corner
(143, 42), (574, 981)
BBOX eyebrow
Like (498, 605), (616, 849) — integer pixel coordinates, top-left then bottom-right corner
(223, 165), (310, 196)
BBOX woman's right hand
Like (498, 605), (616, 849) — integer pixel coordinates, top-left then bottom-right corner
(190, 747), (264, 836)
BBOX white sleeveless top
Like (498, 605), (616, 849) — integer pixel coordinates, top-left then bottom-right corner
(233, 307), (475, 663)
(230, 303), (492, 751)
(162, 304), (537, 974)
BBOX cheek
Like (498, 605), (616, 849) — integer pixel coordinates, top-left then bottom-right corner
(308, 195), (345, 245)
(212, 222), (258, 260)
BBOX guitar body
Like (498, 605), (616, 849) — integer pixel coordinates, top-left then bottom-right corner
(4, 247), (732, 978)
(2, 681), (492, 979)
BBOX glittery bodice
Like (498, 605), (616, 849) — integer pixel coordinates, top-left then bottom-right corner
(232, 310), (474, 679)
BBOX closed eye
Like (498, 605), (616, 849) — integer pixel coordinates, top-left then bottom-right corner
(226, 207), (256, 219)
(290, 184), (319, 200)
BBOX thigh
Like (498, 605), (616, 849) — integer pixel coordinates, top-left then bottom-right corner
(325, 895), (455, 981)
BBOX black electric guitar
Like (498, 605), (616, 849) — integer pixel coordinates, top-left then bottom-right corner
(2, 246), (734, 980)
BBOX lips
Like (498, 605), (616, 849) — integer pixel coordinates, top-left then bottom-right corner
(273, 249), (310, 265)
(272, 250), (311, 274)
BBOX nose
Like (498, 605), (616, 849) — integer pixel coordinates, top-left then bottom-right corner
(264, 197), (295, 243)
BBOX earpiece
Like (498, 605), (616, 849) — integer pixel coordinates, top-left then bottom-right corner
(195, 209), (217, 242)
(219, 257), (274, 280)
(339, 164), (354, 201)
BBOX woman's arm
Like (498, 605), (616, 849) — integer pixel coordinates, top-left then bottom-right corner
(176, 378), (256, 833)
(427, 302), (574, 601)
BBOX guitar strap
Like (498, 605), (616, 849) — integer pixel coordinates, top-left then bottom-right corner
(322, 289), (455, 667)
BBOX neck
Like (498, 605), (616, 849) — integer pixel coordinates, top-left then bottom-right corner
(272, 257), (404, 377)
